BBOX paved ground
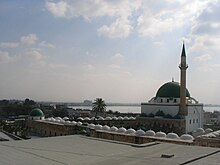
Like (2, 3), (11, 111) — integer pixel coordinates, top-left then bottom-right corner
(0, 135), (219, 165)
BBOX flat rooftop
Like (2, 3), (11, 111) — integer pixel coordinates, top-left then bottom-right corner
(0, 135), (220, 165)
(0, 131), (14, 141)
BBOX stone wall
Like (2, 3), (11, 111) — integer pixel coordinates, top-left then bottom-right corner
(194, 137), (220, 148)
(27, 120), (220, 148)
(91, 129), (220, 148)
(86, 117), (186, 135)
(90, 129), (193, 145)
(27, 120), (79, 137)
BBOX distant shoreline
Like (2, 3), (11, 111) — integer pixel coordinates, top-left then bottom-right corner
(38, 101), (220, 107)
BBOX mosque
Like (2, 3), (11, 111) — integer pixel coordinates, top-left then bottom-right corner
(26, 44), (204, 138)
(141, 44), (203, 133)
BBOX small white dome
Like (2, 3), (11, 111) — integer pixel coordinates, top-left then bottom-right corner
(55, 117), (62, 120)
(180, 134), (194, 141)
(123, 116), (129, 120)
(117, 127), (127, 133)
(105, 117), (112, 120)
(196, 128), (205, 133)
(63, 117), (69, 120)
(50, 117), (56, 122)
(155, 131), (166, 137)
(77, 121), (82, 126)
(117, 116), (124, 120)
(94, 124), (103, 130)
(60, 120), (65, 123)
(90, 117), (96, 120)
(71, 121), (77, 125)
(166, 133), (179, 139)
(125, 128), (136, 134)
(102, 125), (110, 131)
(110, 126), (118, 132)
(112, 117), (118, 120)
(84, 117), (91, 120)
(98, 117), (104, 120)
(88, 123), (95, 129)
(206, 133), (216, 138)
(77, 117), (84, 121)
(205, 128), (213, 133)
(212, 131), (220, 136)
(129, 116), (136, 120)
(65, 121), (71, 124)
(145, 130), (156, 136)
(135, 129), (145, 136)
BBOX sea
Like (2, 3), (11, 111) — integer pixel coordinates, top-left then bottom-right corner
(69, 105), (220, 114)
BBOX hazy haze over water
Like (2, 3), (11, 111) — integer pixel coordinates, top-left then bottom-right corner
(70, 105), (220, 114)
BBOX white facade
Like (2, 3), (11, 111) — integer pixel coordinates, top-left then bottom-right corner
(28, 116), (45, 121)
(141, 97), (203, 133)
(185, 105), (203, 133)
(141, 44), (203, 133)
(141, 103), (179, 117)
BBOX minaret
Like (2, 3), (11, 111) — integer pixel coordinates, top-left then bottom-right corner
(179, 43), (188, 116)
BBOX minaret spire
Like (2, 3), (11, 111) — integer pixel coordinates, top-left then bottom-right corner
(179, 42), (188, 117)
(181, 42), (186, 57)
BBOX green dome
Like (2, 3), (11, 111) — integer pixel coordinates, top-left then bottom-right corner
(156, 81), (190, 98)
(29, 108), (44, 117)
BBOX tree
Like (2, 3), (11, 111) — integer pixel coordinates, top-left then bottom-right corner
(155, 110), (165, 117)
(92, 98), (106, 118)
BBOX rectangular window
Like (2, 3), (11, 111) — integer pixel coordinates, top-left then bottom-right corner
(167, 99), (169, 103)
(189, 119), (191, 124)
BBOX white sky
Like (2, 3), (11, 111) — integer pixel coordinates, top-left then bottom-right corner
(0, 0), (220, 104)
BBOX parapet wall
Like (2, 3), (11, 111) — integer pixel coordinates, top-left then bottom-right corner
(90, 129), (192, 145)
(90, 129), (220, 148)
(27, 120), (79, 137)
(27, 119), (220, 148)
(85, 117), (186, 135)
(194, 137), (220, 148)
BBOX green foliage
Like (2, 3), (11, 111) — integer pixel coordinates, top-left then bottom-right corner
(155, 110), (165, 117)
(92, 98), (107, 118)
(140, 113), (148, 117)
(52, 109), (69, 118)
(0, 99), (37, 117)
(106, 110), (113, 114)
(164, 114), (173, 119)
(1, 105), (32, 116)
(148, 113), (155, 117)
(24, 98), (36, 105)
(173, 114), (182, 119)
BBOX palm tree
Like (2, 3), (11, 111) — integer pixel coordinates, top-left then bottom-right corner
(92, 98), (107, 119)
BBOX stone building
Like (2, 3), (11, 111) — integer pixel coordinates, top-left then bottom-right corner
(28, 108), (45, 120)
(141, 44), (203, 133)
